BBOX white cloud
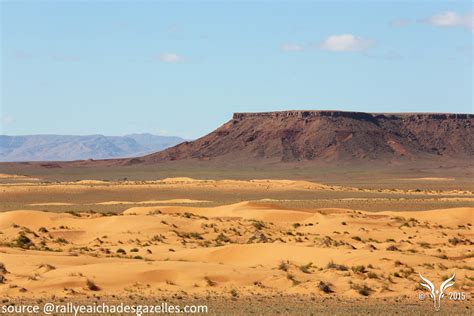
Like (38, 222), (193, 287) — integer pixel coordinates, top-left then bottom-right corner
(390, 19), (412, 27)
(159, 53), (185, 63)
(425, 11), (474, 32)
(281, 43), (304, 52)
(317, 34), (375, 52)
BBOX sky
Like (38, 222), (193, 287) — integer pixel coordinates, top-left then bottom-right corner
(1, 1), (473, 139)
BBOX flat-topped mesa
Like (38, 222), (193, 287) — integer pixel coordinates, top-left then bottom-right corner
(129, 109), (474, 165)
(232, 110), (374, 121)
(233, 110), (474, 121)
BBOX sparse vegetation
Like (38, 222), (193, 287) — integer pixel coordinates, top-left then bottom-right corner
(230, 288), (239, 298)
(252, 221), (265, 230)
(318, 281), (333, 293)
(116, 248), (126, 255)
(55, 237), (68, 244)
(287, 273), (300, 286)
(299, 262), (313, 274)
(205, 277), (216, 287)
(351, 283), (371, 296)
(0, 263), (7, 274)
(15, 234), (34, 249)
(386, 245), (399, 251)
(351, 265), (366, 274)
(278, 261), (289, 272)
(327, 261), (348, 271)
(86, 279), (100, 291)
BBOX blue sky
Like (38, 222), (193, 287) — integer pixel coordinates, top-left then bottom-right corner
(1, 1), (473, 139)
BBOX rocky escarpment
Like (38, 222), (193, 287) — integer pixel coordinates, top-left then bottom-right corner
(130, 110), (473, 164)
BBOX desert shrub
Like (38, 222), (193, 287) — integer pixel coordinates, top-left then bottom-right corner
(367, 272), (378, 279)
(216, 233), (230, 243)
(189, 232), (204, 240)
(318, 281), (333, 293)
(400, 267), (415, 278)
(0, 262), (7, 274)
(55, 238), (68, 244)
(38, 264), (56, 271)
(351, 236), (362, 241)
(38, 227), (49, 233)
(326, 261), (348, 271)
(130, 248), (139, 253)
(351, 265), (367, 274)
(299, 262), (313, 274)
(351, 284), (371, 296)
(386, 245), (399, 251)
(116, 248), (126, 255)
(151, 234), (165, 242)
(66, 211), (81, 217)
(252, 221), (265, 230)
(16, 234), (34, 249)
(86, 279), (100, 291)
(205, 277), (216, 287)
(287, 273), (300, 286)
(230, 289), (239, 298)
(418, 242), (431, 249)
(278, 261), (289, 272)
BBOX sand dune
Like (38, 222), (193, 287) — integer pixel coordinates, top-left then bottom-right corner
(1, 200), (472, 300)
(123, 201), (316, 222)
(380, 207), (473, 226)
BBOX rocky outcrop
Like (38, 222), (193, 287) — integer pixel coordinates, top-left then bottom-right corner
(133, 110), (473, 164)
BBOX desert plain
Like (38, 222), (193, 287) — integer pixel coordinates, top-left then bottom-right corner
(0, 170), (472, 315)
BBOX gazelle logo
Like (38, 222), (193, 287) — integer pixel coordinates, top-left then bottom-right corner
(419, 273), (455, 311)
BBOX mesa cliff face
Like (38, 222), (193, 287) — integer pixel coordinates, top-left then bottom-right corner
(130, 110), (473, 164)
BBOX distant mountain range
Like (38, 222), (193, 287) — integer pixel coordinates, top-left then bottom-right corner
(0, 134), (185, 162)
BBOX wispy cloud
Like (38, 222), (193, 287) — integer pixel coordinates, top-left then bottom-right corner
(317, 34), (375, 52)
(281, 43), (304, 52)
(390, 19), (412, 28)
(424, 11), (473, 32)
(159, 53), (186, 63)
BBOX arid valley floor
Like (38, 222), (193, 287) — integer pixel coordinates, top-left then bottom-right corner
(0, 172), (472, 315)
